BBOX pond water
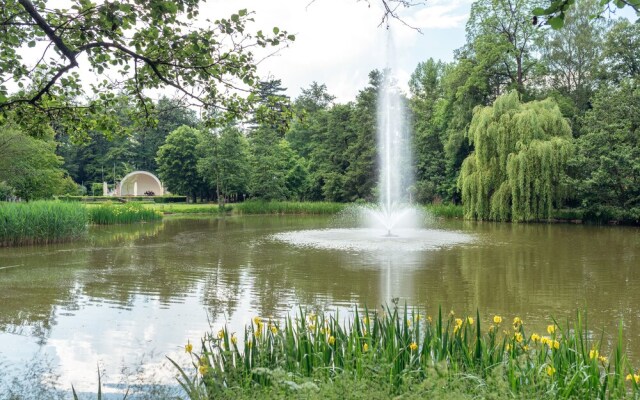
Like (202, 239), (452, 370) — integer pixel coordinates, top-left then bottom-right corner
(0, 215), (639, 395)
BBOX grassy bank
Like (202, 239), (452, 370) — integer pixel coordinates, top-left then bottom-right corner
(146, 203), (221, 214)
(0, 201), (87, 246)
(88, 202), (162, 225)
(175, 306), (638, 399)
(423, 203), (464, 219)
(232, 201), (346, 215)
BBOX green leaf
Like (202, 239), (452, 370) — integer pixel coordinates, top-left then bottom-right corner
(532, 7), (546, 16)
(273, 26), (280, 34)
(287, 34), (296, 41)
(28, 40), (36, 48)
(548, 16), (565, 29)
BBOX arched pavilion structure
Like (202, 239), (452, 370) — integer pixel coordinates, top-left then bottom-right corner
(116, 171), (164, 196)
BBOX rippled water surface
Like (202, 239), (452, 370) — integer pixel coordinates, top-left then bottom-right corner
(0, 215), (639, 394)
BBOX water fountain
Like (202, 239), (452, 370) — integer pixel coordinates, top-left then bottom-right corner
(273, 31), (472, 255)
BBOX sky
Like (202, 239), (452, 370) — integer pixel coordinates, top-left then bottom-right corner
(201, 0), (473, 102)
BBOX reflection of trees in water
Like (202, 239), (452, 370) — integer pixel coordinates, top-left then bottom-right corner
(3, 217), (640, 356)
(0, 244), (90, 343)
(403, 223), (640, 356)
(0, 222), (167, 342)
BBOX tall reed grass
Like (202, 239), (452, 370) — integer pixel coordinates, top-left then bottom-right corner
(0, 201), (87, 246)
(233, 201), (345, 215)
(424, 203), (464, 219)
(172, 305), (638, 399)
(88, 202), (162, 225)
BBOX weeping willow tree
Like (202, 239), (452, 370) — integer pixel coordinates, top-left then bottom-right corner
(458, 91), (573, 222)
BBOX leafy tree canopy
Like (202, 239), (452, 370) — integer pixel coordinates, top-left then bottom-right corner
(0, 0), (294, 140)
(533, 0), (639, 29)
(458, 91), (573, 222)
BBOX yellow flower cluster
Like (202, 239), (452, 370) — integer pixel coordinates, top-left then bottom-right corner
(410, 342), (418, 351)
(217, 329), (225, 339)
(199, 356), (209, 375)
(514, 332), (523, 343)
(589, 349), (599, 360)
(493, 315), (503, 325)
(328, 335), (336, 345)
(627, 373), (640, 384)
(531, 333), (540, 343)
(466, 316), (474, 325)
(546, 365), (556, 376)
(454, 318), (463, 333)
(185, 341), (193, 354)
(513, 317), (522, 329)
(547, 324), (556, 334)
(540, 336), (560, 350)
(253, 316), (263, 337)
(363, 343), (369, 352)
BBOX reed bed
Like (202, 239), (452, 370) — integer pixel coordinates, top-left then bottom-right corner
(172, 305), (639, 399)
(232, 201), (346, 215)
(0, 201), (87, 247)
(424, 203), (464, 219)
(88, 202), (162, 225)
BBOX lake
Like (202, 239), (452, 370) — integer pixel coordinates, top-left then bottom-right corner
(0, 215), (639, 396)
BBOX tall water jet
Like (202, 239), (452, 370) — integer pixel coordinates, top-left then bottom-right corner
(370, 29), (414, 235)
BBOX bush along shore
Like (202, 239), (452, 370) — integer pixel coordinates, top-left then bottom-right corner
(0, 201), (87, 246)
(172, 306), (640, 399)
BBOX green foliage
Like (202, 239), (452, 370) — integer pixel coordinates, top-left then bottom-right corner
(423, 203), (464, 219)
(248, 127), (293, 200)
(458, 92), (573, 221)
(602, 20), (640, 83)
(0, 181), (14, 201)
(198, 126), (250, 206)
(466, 0), (543, 95)
(410, 59), (450, 203)
(533, 0), (639, 29)
(0, 201), (87, 246)
(174, 306), (637, 399)
(568, 79), (640, 223)
(0, 1), (294, 138)
(233, 200), (345, 215)
(0, 124), (77, 200)
(157, 126), (204, 201)
(88, 202), (162, 224)
(540, 0), (607, 117)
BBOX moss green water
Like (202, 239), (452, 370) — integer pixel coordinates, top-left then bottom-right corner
(0, 216), (638, 395)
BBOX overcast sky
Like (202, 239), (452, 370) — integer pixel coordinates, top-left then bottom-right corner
(202, 0), (473, 102)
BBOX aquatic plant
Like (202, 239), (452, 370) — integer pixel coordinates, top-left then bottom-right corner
(172, 306), (638, 399)
(0, 201), (87, 246)
(88, 202), (162, 225)
(232, 201), (345, 215)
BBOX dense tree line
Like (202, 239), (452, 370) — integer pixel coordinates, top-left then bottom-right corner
(1, 0), (638, 223)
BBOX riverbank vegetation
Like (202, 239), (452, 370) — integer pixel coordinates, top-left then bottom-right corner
(0, 201), (87, 247)
(233, 201), (345, 215)
(87, 202), (162, 225)
(175, 306), (639, 399)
